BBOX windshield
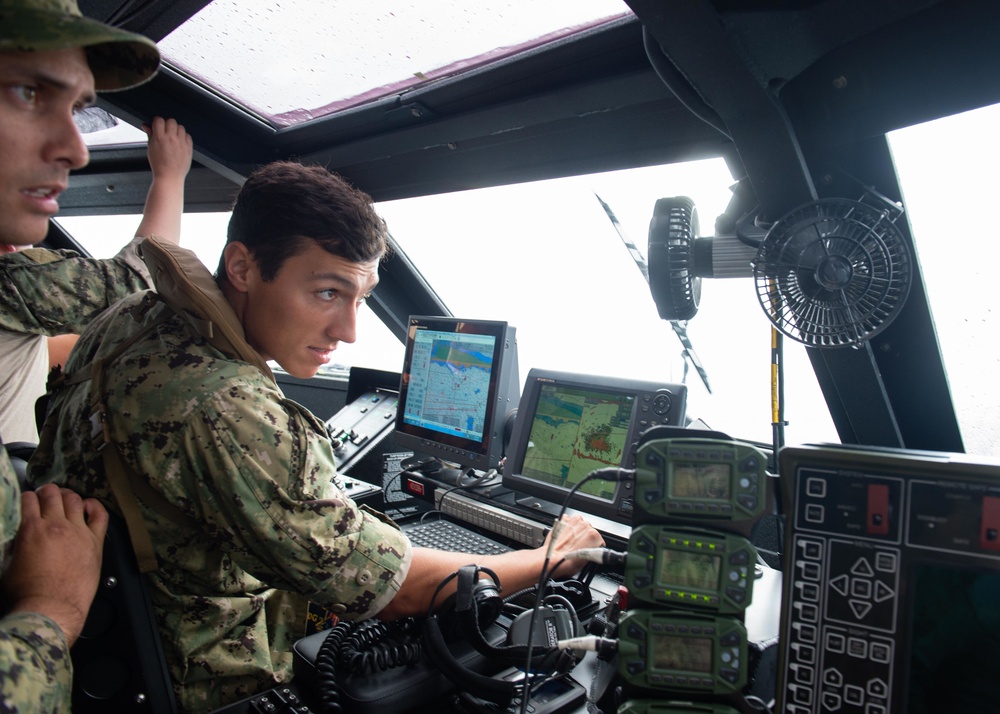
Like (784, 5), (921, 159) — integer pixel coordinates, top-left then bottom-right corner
(376, 160), (837, 448)
(59, 157), (839, 448)
(888, 101), (1000, 457)
(63, 90), (1000, 458)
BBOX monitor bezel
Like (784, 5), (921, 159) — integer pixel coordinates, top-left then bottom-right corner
(394, 315), (519, 472)
(502, 368), (688, 524)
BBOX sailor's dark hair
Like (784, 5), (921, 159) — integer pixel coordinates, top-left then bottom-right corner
(219, 160), (388, 282)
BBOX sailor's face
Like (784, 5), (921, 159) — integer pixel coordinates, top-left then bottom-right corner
(239, 240), (379, 379)
(0, 48), (94, 246)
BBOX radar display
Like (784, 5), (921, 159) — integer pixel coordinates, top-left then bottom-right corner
(521, 384), (633, 499)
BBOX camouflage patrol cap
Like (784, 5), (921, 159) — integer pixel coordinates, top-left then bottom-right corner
(0, 0), (160, 92)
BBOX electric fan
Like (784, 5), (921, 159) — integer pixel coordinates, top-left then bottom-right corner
(647, 197), (701, 321)
(647, 196), (759, 321)
(752, 197), (912, 348)
(647, 193), (913, 348)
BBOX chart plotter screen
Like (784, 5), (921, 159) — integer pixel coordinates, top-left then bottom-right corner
(503, 368), (687, 524)
(401, 328), (497, 442)
(394, 316), (519, 471)
(518, 382), (634, 501)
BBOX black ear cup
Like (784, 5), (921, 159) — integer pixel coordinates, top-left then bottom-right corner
(433, 565), (502, 641)
(423, 565), (517, 707)
(506, 594), (581, 650)
(456, 564), (503, 629)
(422, 564), (585, 706)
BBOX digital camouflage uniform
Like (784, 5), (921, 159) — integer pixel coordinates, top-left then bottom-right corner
(14, 244), (412, 713)
(2, 0), (161, 708)
(0, 238), (152, 337)
(0, 238), (155, 713)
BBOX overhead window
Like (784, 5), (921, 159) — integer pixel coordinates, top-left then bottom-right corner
(157, 0), (632, 126)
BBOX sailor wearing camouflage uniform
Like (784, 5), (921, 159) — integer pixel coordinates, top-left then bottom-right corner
(0, 240), (152, 714)
(0, 0), (159, 710)
(17, 164), (413, 713)
(28, 280), (412, 709)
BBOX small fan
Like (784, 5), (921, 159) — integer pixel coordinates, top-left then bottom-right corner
(752, 197), (912, 348)
(647, 197), (701, 321)
(647, 196), (760, 321)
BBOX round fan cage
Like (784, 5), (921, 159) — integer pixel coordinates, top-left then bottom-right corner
(753, 198), (912, 348)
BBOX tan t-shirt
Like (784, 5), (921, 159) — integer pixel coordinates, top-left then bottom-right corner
(0, 331), (47, 443)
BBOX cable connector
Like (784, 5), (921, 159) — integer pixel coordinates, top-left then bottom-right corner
(564, 547), (627, 567)
(555, 636), (618, 657)
(590, 467), (634, 483)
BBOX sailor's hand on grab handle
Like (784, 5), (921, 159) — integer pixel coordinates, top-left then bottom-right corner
(144, 116), (193, 183)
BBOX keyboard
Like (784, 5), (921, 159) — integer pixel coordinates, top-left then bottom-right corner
(434, 488), (549, 548)
(404, 519), (513, 555)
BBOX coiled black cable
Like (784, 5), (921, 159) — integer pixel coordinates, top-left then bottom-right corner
(314, 621), (350, 714)
(313, 617), (425, 713)
(337, 618), (424, 674)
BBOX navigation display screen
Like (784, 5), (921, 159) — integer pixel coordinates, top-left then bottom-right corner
(394, 316), (519, 472)
(401, 329), (496, 444)
(502, 368), (687, 525)
(519, 383), (634, 501)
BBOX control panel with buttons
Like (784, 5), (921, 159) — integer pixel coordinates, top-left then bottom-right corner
(325, 387), (399, 475)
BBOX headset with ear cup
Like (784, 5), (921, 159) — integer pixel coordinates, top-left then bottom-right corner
(454, 563), (504, 631)
(422, 565), (518, 706)
(422, 565), (582, 707)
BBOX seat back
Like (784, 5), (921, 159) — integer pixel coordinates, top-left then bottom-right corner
(4, 441), (36, 491)
(3, 443), (178, 714)
(72, 511), (179, 714)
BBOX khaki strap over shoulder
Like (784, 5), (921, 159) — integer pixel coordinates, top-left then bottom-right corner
(137, 236), (274, 381)
(68, 238), (277, 573)
(83, 300), (185, 573)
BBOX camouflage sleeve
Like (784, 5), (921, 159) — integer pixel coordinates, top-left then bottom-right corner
(0, 236), (153, 336)
(139, 374), (412, 620)
(0, 612), (73, 714)
(1, 452), (21, 567)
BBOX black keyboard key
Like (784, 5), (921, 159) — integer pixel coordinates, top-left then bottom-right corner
(404, 520), (513, 555)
